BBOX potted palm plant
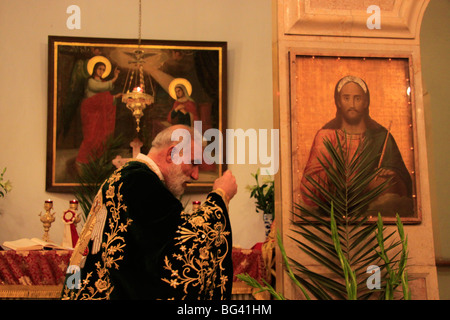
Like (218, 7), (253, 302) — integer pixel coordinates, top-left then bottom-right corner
(74, 134), (124, 219)
(238, 132), (410, 300)
(247, 169), (274, 237)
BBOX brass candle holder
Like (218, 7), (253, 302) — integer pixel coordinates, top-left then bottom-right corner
(192, 200), (201, 211)
(39, 199), (56, 242)
(122, 85), (153, 132)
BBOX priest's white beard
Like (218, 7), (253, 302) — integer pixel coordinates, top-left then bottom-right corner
(165, 165), (189, 198)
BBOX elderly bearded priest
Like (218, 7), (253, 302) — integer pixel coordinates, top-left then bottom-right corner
(61, 125), (237, 300)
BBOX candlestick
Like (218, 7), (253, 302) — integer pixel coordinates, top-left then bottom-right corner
(62, 200), (81, 248)
(192, 200), (201, 211)
(40, 199), (56, 242)
(68, 200), (81, 226)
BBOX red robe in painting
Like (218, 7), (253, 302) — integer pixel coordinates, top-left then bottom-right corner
(76, 91), (116, 164)
(167, 99), (199, 126)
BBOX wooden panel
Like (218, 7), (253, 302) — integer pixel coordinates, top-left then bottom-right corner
(290, 54), (419, 223)
(273, 0), (438, 299)
(282, 0), (429, 39)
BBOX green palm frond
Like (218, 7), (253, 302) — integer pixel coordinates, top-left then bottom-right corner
(74, 134), (125, 218)
(237, 130), (409, 300)
(288, 131), (407, 300)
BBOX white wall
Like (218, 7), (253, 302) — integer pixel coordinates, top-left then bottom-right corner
(0, 0), (273, 249)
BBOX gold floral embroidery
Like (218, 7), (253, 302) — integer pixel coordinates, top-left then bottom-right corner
(62, 166), (133, 300)
(161, 197), (230, 299)
(105, 185), (115, 199)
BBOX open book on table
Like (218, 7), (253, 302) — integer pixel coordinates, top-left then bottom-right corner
(2, 238), (73, 251)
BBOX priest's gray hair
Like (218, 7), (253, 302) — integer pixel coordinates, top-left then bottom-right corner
(151, 125), (196, 150)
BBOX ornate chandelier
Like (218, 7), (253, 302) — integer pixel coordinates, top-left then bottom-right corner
(121, 0), (154, 132)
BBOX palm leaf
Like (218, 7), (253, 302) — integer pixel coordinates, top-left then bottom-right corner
(237, 130), (410, 300)
(288, 131), (407, 299)
(74, 134), (125, 218)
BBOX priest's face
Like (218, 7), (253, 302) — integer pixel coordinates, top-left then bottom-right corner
(166, 140), (200, 197)
(337, 82), (369, 125)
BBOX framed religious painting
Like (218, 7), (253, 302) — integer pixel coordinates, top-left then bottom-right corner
(46, 36), (227, 193)
(290, 53), (421, 224)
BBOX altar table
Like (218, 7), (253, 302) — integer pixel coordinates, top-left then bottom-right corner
(0, 247), (269, 299)
(0, 250), (71, 299)
(231, 247), (270, 299)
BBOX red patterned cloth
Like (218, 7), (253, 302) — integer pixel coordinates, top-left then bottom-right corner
(0, 250), (72, 285)
(0, 249), (266, 287)
(232, 247), (267, 284)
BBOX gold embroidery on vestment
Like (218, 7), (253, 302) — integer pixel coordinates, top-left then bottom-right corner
(161, 197), (230, 299)
(62, 165), (133, 300)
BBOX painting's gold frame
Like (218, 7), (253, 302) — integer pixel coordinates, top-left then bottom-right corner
(290, 53), (421, 224)
(46, 36), (227, 193)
